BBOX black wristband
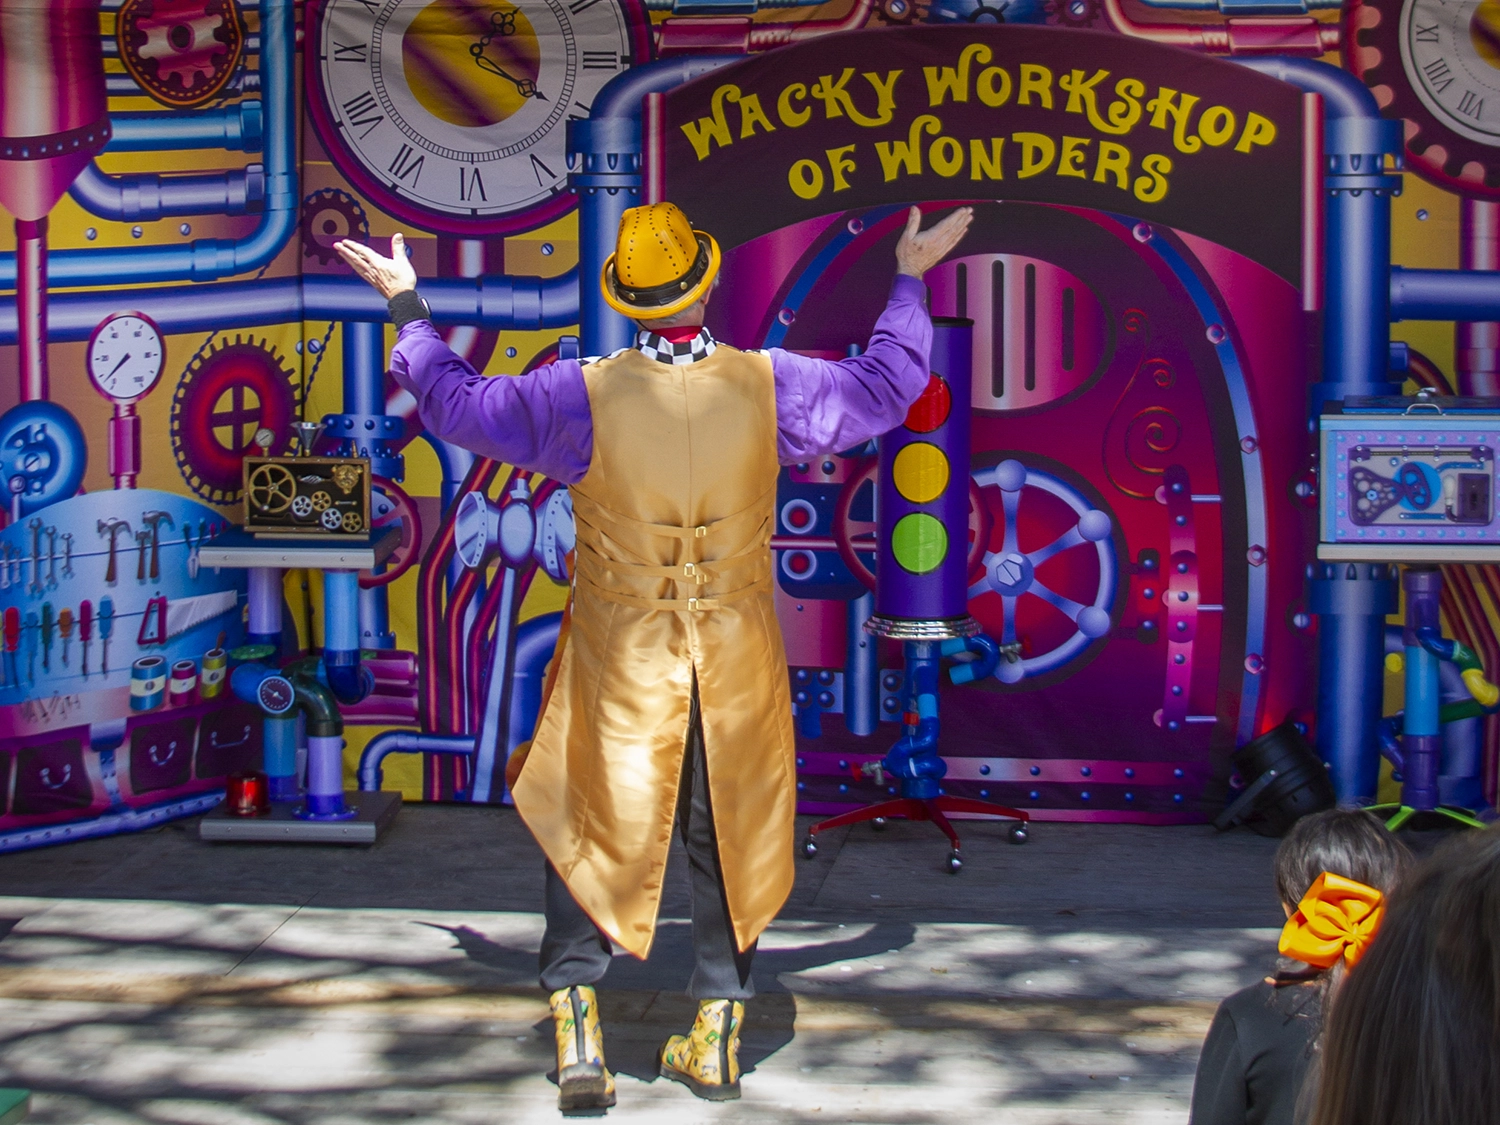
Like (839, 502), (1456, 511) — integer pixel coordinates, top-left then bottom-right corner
(388, 289), (431, 328)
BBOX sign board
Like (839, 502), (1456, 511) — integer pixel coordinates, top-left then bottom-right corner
(653, 26), (1308, 286)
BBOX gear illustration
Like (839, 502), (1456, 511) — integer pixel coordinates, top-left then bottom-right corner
(1347, 0), (1500, 198)
(1046, 0), (1102, 26)
(321, 509), (344, 531)
(872, 0), (928, 25)
(310, 490), (332, 512)
(340, 511), (364, 533)
(117, 0), (246, 109)
(291, 495), (314, 519)
(301, 188), (371, 266)
(172, 336), (298, 504)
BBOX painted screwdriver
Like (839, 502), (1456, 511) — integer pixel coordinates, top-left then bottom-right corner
(1, 607), (16, 687)
(58, 607), (73, 667)
(40, 602), (52, 673)
(79, 599), (92, 677)
(99, 596), (114, 676)
(23, 611), (37, 683)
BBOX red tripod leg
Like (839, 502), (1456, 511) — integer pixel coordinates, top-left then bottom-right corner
(932, 795), (1030, 823)
(808, 797), (924, 836)
(925, 802), (962, 850)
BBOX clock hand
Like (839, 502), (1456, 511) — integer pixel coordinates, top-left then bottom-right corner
(471, 49), (545, 99)
(468, 7), (546, 100)
(106, 353), (132, 378)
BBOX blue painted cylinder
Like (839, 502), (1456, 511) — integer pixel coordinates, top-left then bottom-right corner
(869, 318), (976, 639)
(247, 567), (281, 650)
(323, 568), (370, 704)
(300, 734), (353, 819)
(129, 656), (166, 712)
(264, 714), (299, 801)
(324, 570), (360, 652)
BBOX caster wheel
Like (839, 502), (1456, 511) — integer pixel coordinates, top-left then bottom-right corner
(1009, 824), (1029, 845)
(872, 816), (887, 832)
(802, 836), (818, 859)
(946, 850), (963, 873)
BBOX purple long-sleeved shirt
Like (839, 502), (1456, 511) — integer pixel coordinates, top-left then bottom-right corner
(388, 274), (932, 484)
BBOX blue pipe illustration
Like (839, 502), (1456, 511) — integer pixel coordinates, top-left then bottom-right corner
(570, 56), (740, 356)
(358, 732), (477, 792)
(1391, 266), (1500, 321)
(101, 102), (264, 153)
(0, 270), (581, 344)
(1236, 57), (1403, 805)
(70, 161), (264, 221)
(262, 714), (299, 801)
(107, 70), (259, 98)
(1376, 625), (1491, 802)
(0, 0), (294, 290)
(844, 590), (879, 736)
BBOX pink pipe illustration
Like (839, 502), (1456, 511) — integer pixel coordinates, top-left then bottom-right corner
(0, 0), (109, 401)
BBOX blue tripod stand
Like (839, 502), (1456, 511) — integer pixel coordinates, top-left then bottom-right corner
(801, 635), (1030, 872)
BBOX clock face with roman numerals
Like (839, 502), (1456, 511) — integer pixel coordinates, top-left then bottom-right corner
(1401, 0), (1500, 146)
(309, 0), (643, 235)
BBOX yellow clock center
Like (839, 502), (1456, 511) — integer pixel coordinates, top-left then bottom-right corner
(1470, 0), (1500, 69)
(403, 1), (543, 129)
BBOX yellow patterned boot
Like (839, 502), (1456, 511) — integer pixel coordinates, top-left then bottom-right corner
(658, 998), (744, 1101)
(549, 985), (616, 1111)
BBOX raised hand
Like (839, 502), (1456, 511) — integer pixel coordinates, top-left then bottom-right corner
(334, 232), (419, 300)
(894, 206), (975, 279)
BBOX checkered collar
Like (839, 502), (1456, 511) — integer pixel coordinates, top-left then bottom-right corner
(634, 327), (717, 365)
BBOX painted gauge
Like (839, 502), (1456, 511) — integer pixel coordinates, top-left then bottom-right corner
(87, 312), (166, 404)
(1348, 0), (1500, 196)
(307, 0), (649, 236)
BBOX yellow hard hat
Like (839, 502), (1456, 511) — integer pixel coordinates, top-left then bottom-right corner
(601, 202), (721, 320)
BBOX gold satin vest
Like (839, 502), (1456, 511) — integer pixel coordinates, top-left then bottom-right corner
(512, 342), (797, 959)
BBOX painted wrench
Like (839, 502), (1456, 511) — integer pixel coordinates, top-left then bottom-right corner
(27, 518), (42, 595)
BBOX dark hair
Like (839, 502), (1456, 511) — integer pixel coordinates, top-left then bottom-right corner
(1274, 808), (1409, 908)
(1310, 826), (1500, 1125)
(1272, 810), (1410, 1123)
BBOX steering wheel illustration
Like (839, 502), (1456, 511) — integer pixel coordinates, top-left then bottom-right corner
(832, 458), (992, 590)
(359, 477), (421, 589)
(969, 459), (1117, 683)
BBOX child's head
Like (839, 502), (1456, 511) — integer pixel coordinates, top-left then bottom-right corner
(1274, 808), (1409, 914)
(1311, 826), (1500, 1125)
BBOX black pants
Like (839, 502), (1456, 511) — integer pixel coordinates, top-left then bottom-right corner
(538, 687), (756, 1000)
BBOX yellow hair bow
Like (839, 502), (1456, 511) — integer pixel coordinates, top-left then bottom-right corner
(1278, 872), (1386, 970)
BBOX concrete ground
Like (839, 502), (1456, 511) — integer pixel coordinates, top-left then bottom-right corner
(0, 804), (1294, 1124)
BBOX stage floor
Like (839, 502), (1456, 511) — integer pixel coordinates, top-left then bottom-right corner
(0, 806), (1300, 1123)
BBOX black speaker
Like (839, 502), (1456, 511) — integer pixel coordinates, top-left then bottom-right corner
(1214, 720), (1336, 837)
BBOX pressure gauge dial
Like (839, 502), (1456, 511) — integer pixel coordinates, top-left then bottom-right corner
(87, 312), (165, 403)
